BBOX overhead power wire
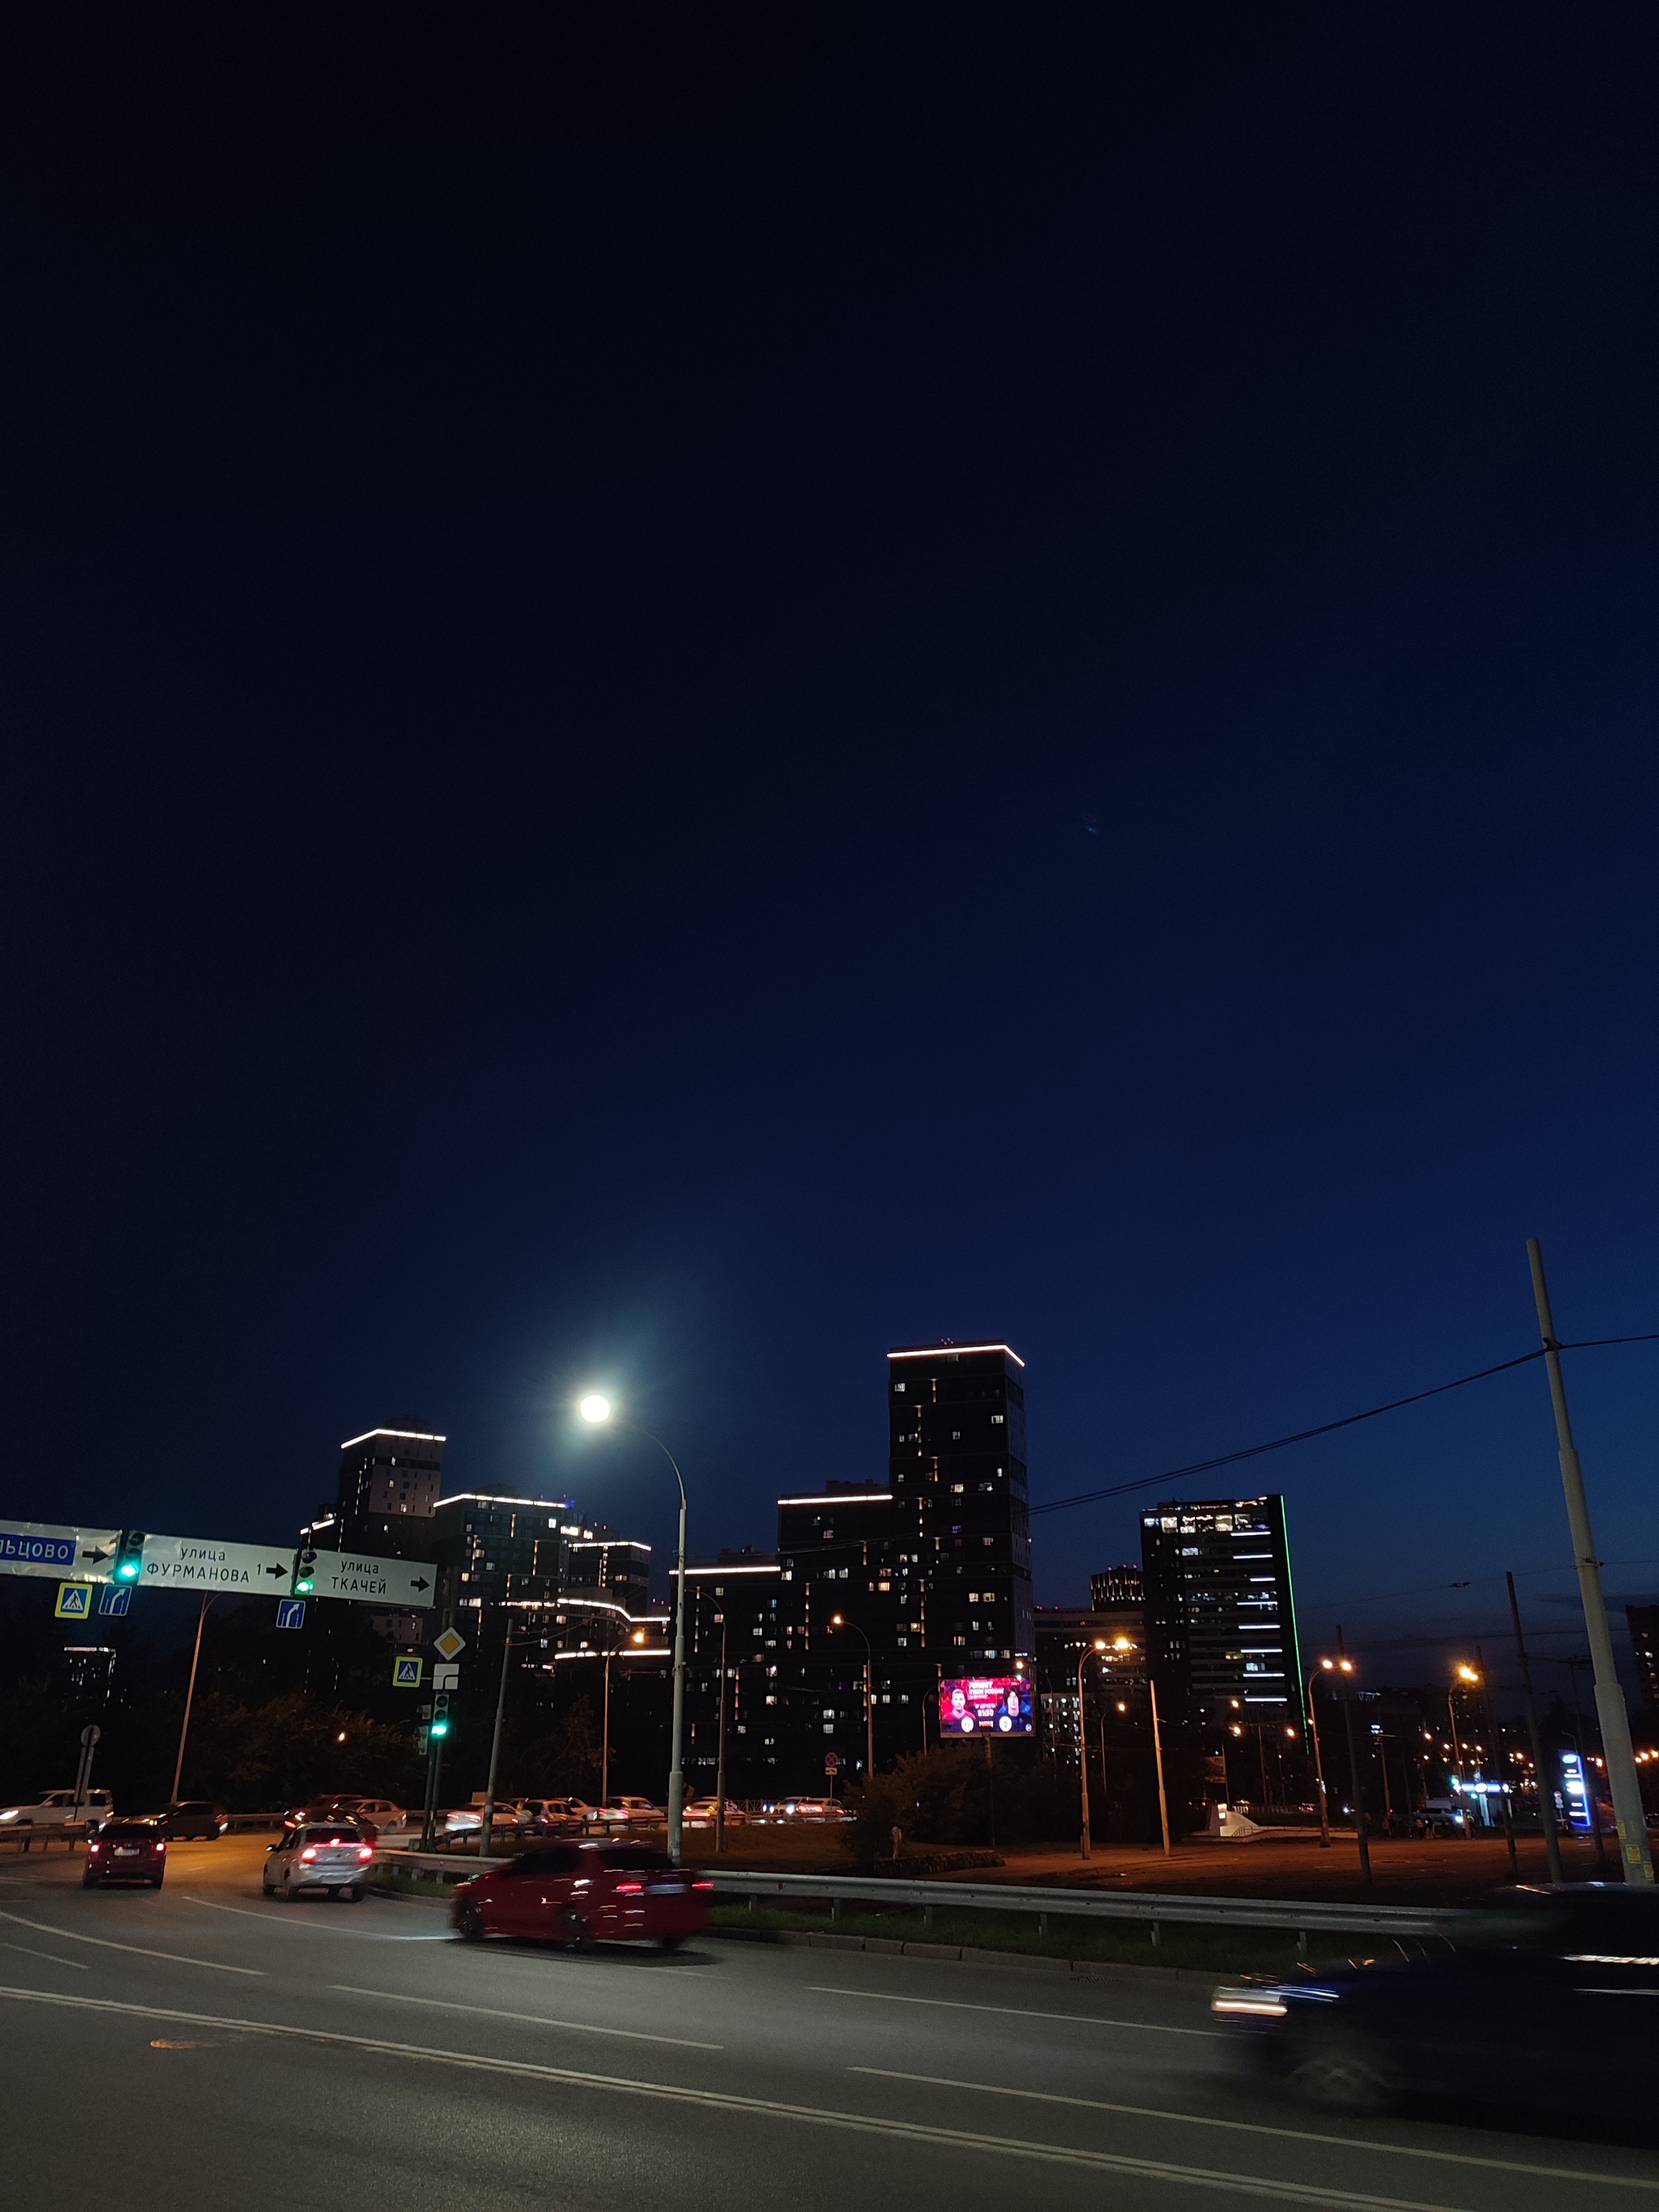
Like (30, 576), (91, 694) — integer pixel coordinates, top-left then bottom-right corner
(1029, 1332), (1659, 1519)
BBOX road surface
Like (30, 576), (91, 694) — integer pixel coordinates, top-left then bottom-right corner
(1, 1837), (1652, 2211)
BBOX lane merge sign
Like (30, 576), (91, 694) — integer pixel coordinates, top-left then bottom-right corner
(276, 1598), (307, 1630)
(0, 1523), (120, 1582)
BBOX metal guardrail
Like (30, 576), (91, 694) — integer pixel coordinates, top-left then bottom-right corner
(373, 1848), (1478, 1946)
(0, 1824), (92, 1854)
(705, 1868), (1477, 1943)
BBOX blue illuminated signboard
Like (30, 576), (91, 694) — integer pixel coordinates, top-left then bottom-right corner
(1559, 1750), (1593, 1831)
(939, 1676), (1034, 1737)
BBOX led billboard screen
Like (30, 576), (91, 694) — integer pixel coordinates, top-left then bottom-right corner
(939, 1675), (1033, 1737)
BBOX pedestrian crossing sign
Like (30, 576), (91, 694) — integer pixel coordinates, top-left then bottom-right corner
(392, 1655), (424, 1688)
(54, 1583), (93, 1618)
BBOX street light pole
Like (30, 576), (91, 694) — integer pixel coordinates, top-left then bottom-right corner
(1528, 1240), (1655, 1886)
(1335, 1634), (1371, 1885)
(832, 1616), (875, 1786)
(1077, 1644), (1094, 1860)
(1507, 1571), (1563, 1886)
(480, 1617), (520, 1860)
(1306, 1670), (1332, 1847)
(578, 1396), (690, 1864)
(170, 1596), (214, 1805)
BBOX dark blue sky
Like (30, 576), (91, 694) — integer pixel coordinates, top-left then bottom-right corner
(2, 10), (1654, 1690)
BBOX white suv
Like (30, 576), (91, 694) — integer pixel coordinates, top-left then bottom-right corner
(0, 1790), (114, 1831)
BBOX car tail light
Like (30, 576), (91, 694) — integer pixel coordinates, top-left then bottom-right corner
(615, 1880), (644, 1895)
(88, 1843), (101, 1854)
(301, 1847), (318, 1861)
(357, 1845), (373, 1861)
(693, 1878), (713, 1890)
(156, 1842), (165, 1852)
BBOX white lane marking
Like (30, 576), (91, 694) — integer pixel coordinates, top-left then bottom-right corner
(0, 1909), (263, 1976)
(2, 1941), (90, 1971)
(0, 1985), (1459, 2210)
(330, 1984), (722, 2050)
(808, 1984), (1221, 2036)
(851, 2067), (1659, 2192)
(183, 1897), (449, 1941)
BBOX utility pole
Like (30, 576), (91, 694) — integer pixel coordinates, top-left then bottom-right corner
(170, 1596), (213, 1805)
(1148, 1677), (1173, 1856)
(1477, 1645), (1517, 1877)
(1306, 1671), (1332, 1846)
(1508, 1571), (1563, 1886)
(1528, 1240), (1654, 1886)
(1337, 1628), (1371, 1884)
(714, 1621), (729, 1856)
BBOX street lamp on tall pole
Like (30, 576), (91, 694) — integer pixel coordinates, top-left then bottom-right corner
(831, 1615), (875, 1786)
(578, 1393), (690, 1863)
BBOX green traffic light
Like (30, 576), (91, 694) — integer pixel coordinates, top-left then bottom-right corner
(429, 1718), (450, 1738)
(116, 1562), (139, 1581)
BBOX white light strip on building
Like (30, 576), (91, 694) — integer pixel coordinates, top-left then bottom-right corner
(551, 1647), (670, 1661)
(679, 1562), (781, 1575)
(886, 1344), (1025, 1368)
(568, 1538), (651, 1552)
(434, 1492), (573, 1511)
(776, 1494), (893, 1507)
(339, 1429), (448, 1449)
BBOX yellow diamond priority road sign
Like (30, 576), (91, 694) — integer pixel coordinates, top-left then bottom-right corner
(433, 1626), (466, 1662)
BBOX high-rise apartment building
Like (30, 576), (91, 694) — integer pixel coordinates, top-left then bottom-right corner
(1628, 1605), (1659, 1712)
(1140, 1495), (1302, 1732)
(886, 1341), (1033, 1664)
(1092, 1565), (1143, 1609)
(429, 1491), (575, 1615)
(328, 1428), (446, 1558)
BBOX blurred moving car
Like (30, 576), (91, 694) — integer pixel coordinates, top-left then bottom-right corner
(0, 1789), (115, 1831)
(83, 1819), (167, 1887)
(452, 1843), (711, 1949)
(775, 1797), (847, 1823)
(159, 1801), (229, 1839)
(352, 1798), (405, 1836)
(263, 1822), (376, 1901)
(1211, 1886), (1659, 2122)
(282, 1798), (377, 1839)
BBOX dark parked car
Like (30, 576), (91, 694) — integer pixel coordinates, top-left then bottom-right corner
(83, 1820), (167, 1887)
(160, 1801), (230, 1839)
(1212, 1886), (1659, 2123)
(451, 1842), (711, 1950)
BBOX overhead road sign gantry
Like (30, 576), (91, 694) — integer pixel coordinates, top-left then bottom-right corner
(0, 1522), (120, 1581)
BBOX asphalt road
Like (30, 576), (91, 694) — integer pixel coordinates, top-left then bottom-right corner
(1, 1838), (1653, 2212)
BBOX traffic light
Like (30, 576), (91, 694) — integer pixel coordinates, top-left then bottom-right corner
(113, 1531), (146, 1584)
(429, 1690), (450, 1741)
(291, 1544), (318, 1597)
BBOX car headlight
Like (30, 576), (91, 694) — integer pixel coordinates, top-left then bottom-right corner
(0, 1810), (19, 1822)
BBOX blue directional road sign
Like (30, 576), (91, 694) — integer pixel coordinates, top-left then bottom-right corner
(276, 1598), (306, 1630)
(98, 1584), (132, 1617)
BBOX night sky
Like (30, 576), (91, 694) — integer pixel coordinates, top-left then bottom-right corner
(3, 11), (1654, 1690)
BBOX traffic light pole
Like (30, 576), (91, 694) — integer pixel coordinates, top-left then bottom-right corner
(420, 1725), (444, 1850)
(170, 1596), (213, 1805)
(1528, 1241), (1655, 1886)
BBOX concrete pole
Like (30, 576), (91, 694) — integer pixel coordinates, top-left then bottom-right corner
(480, 1620), (514, 1859)
(1306, 1673), (1332, 1846)
(1149, 1678), (1173, 1856)
(1077, 1645), (1092, 1859)
(668, 1483), (688, 1864)
(1337, 1629), (1371, 1884)
(714, 1621), (729, 1855)
(1507, 1571), (1563, 1885)
(1527, 1240), (1654, 1886)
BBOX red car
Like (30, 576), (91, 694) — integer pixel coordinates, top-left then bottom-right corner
(83, 1820), (167, 1887)
(451, 1842), (712, 1950)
